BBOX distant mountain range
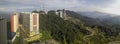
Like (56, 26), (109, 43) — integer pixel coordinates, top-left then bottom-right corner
(78, 11), (113, 19)
(66, 10), (103, 27)
(77, 11), (120, 25)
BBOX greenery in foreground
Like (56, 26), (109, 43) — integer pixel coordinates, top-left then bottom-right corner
(39, 30), (52, 41)
(37, 10), (120, 44)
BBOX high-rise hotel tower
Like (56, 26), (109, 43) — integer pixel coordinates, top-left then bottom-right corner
(20, 12), (39, 37)
(11, 13), (19, 33)
(0, 17), (7, 44)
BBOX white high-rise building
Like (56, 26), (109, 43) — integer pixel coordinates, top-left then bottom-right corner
(20, 12), (39, 37)
(30, 13), (39, 36)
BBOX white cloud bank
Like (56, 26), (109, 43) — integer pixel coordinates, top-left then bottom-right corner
(103, 0), (120, 15)
(0, 0), (120, 15)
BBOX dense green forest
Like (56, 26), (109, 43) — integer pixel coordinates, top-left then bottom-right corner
(35, 10), (120, 44)
(66, 10), (120, 36)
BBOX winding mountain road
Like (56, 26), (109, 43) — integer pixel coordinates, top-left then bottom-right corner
(83, 27), (95, 42)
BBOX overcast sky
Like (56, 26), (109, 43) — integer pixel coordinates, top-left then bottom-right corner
(0, 0), (120, 15)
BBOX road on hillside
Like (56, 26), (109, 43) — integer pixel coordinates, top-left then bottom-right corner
(83, 27), (95, 42)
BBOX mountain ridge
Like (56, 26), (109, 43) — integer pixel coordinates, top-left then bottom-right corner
(77, 11), (120, 25)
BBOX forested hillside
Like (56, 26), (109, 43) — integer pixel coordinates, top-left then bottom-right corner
(36, 10), (120, 44)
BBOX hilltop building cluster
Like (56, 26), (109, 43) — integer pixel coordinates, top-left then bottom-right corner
(0, 9), (67, 44)
(55, 9), (67, 20)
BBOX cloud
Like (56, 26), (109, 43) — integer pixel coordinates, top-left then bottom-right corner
(82, 0), (114, 7)
(102, 0), (120, 15)
(39, 0), (114, 11)
(0, 0), (117, 13)
(0, 0), (41, 11)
